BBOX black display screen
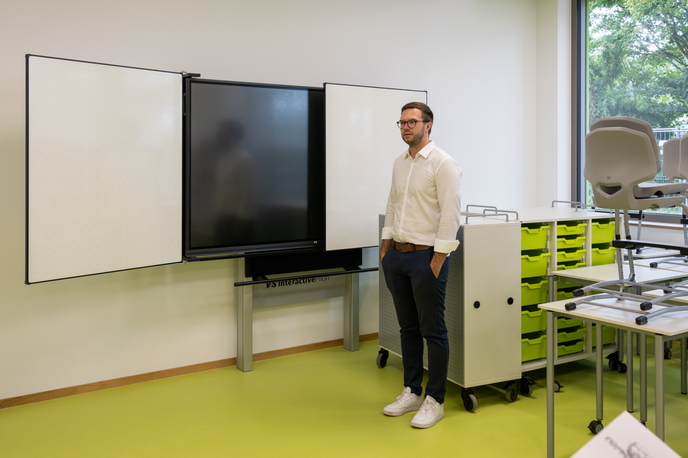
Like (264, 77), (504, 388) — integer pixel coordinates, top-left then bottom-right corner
(184, 79), (325, 259)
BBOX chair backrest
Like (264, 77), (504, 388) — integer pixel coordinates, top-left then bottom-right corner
(585, 126), (664, 210)
(679, 134), (688, 181)
(589, 116), (661, 173)
(661, 137), (682, 182)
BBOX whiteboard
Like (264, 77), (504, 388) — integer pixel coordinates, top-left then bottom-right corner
(26, 55), (183, 283)
(324, 84), (426, 251)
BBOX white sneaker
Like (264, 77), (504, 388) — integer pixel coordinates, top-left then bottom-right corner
(383, 387), (423, 416)
(410, 395), (444, 428)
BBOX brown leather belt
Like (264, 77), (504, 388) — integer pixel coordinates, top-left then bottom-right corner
(394, 241), (431, 253)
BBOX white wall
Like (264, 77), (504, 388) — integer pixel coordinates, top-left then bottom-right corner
(535, 0), (573, 206)
(0, 0), (552, 399)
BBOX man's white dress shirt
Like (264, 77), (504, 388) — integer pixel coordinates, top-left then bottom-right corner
(381, 141), (462, 254)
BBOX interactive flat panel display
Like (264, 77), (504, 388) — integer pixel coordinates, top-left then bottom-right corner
(26, 55), (183, 283)
(184, 79), (325, 259)
(324, 84), (426, 251)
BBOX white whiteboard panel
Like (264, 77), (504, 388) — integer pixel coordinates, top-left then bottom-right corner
(26, 55), (183, 283)
(325, 84), (426, 251)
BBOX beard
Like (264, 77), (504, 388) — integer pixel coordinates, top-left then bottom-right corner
(402, 129), (425, 147)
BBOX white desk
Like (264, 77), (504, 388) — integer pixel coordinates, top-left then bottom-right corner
(540, 298), (688, 458)
(552, 264), (687, 286)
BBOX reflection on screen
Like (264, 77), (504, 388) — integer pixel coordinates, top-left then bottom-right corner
(188, 83), (312, 249)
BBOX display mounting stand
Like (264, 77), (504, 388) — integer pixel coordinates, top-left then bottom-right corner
(235, 258), (370, 372)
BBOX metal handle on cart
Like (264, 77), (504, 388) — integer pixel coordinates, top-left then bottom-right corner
(465, 213), (510, 224)
(465, 204), (498, 213)
(482, 208), (520, 221)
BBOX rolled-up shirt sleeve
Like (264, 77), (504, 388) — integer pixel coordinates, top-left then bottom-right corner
(433, 158), (462, 253)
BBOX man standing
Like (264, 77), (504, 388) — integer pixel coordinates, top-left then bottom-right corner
(379, 102), (462, 428)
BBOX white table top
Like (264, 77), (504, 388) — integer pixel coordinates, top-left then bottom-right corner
(511, 207), (612, 224)
(552, 264), (686, 284)
(539, 298), (688, 337)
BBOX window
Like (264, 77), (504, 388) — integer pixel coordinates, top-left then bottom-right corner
(581, 0), (688, 217)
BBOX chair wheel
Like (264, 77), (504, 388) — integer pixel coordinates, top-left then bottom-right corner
(588, 419), (604, 434)
(640, 302), (652, 311)
(650, 262), (658, 268)
(573, 289), (584, 297)
(565, 302), (577, 311)
(636, 316), (648, 325)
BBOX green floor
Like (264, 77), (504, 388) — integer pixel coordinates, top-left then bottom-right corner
(1, 339), (687, 457)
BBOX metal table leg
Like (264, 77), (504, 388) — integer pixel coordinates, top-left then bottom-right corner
(640, 334), (647, 425)
(626, 330), (633, 412)
(547, 311), (556, 458)
(656, 334), (665, 441)
(682, 337), (687, 395)
(596, 322), (604, 422)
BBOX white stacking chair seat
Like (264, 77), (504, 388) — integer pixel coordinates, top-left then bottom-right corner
(585, 126), (688, 210)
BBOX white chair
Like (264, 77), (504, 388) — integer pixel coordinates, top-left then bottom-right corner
(567, 117), (688, 324)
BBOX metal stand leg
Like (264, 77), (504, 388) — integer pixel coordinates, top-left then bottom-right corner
(640, 334), (647, 425)
(547, 311), (556, 458)
(343, 273), (359, 352)
(656, 334), (665, 441)
(626, 330), (634, 412)
(236, 258), (253, 372)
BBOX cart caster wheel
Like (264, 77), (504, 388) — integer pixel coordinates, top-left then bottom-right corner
(505, 383), (519, 403)
(573, 289), (584, 297)
(608, 358), (619, 372)
(519, 377), (534, 397)
(376, 349), (389, 368)
(640, 302), (653, 311)
(665, 348), (672, 360)
(617, 362), (627, 374)
(565, 302), (577, 311)
(588, 420), (604, 434)
(650, 262), (658, 268)
(461, 389), (477, 412)
(636, 316), (648, 325)
(553, 380), (563, 392)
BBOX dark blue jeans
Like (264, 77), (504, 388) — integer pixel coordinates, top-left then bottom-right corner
(381, 246), (450, 404)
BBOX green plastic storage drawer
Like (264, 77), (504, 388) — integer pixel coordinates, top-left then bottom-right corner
(521, 335), (586, 361)
(522, 334), (547, 362)
(591, 221), (615, 244)
(558, 327), (587, 343)
(557, 280), (582, 290)
(557, 317), (583, 329)
(522, 278), (548, 306)
(521, 225), (550, 251)
(557, 222), (587, 236)
(592, 246), (616, 266)
(557, 248), (586, 263)
(558, 341), (585, 356)
(522, 309), (547, 334)
(556, 236), (586, 250)
(557, 290), (575, 301)
(591, 325), (616, 346)
(521, 252), (551, 278)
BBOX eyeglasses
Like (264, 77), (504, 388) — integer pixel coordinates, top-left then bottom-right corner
(396, 120), (426, 129)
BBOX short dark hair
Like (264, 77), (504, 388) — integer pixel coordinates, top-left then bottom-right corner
(401, 102), (433, 133)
